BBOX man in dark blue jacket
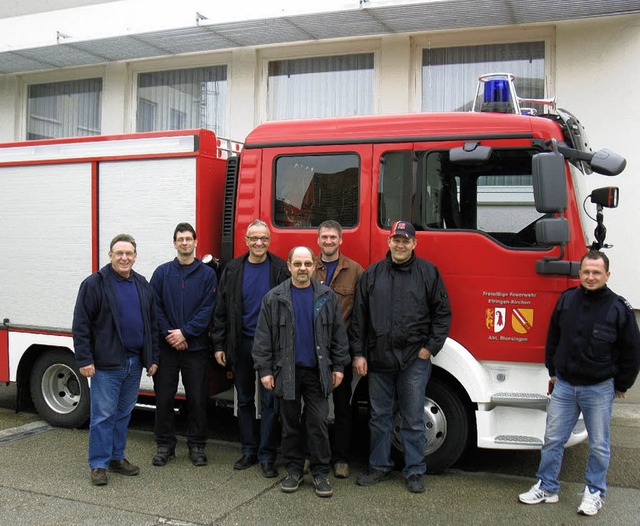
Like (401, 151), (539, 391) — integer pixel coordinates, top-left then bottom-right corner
(73, 233), (159, 486)
(350, 220), (451, 494)
(150, 223), (217, 467)
(519, 250), (640, 516)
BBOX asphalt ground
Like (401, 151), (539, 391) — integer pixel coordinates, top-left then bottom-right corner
(0, 382), (638, 526)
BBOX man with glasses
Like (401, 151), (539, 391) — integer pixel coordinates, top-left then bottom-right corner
(150, 223), (218, 467)
(212, 219), (289, 478)
(253, 246), (350, 497)
(73, 234), (159, 486)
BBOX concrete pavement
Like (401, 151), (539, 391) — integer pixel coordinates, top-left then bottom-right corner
(0, 382), (638, 525)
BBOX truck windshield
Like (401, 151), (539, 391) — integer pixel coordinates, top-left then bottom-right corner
(379, 148), (548, 249)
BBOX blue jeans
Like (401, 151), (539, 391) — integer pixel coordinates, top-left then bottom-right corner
(368, 357), (431, 478)
(536, 377), (614, 496)
(88, 354), (143, 469)
(235, 336), (278, 461)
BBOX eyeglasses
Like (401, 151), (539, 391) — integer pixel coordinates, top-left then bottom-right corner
(291, 261), (314, 268)
(112, 251), (135, 258)
(246, 236), (270, 243)
(175, 237), (194, 243)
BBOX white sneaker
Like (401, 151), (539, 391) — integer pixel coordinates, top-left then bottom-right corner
(518, 480), (559, 504)
(577, 487), (603, 516)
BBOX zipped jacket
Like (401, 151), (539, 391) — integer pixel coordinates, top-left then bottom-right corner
(313, 252), (363, 330)
(546, 285), (640, 392)
(252, 279), (351, 401)
(349, 251), (451, 373)
(72, 264), (159, 371)
(211, 252), (289, 367)
(150, 257), (217, 352)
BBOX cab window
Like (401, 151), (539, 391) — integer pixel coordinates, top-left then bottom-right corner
(274, 154), (359, 228)
(379, 149), (547, 248)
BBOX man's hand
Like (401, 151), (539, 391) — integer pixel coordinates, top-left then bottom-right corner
(79, 364), (95, 378)
(418, 347), (431, 360)
(147, 364), (158, 377)
(353, 356), (367, 377)
(332, 371), (344, 388)
(261, 375), (275, 390)
(214, 351), (227, 367)
(166, 329), (188, 350)
(615, 390), (626, 399)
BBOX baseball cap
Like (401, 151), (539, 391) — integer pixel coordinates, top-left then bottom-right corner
(390, 220), (416, 239)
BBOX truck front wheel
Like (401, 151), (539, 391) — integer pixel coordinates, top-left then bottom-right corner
(30, 350), (90, 428)
(391, 376), (469, 473)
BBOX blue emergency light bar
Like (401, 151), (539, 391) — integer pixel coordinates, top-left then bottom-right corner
(472, 73), (555, 115)
(484, 78), (511, 104)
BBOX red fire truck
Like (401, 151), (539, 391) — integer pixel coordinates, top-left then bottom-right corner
(0, 74), (624, 471)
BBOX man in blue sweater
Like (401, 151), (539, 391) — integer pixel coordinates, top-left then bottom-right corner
(150, 223), (218, 467)
(519, 250), (640, 516)
(73, 233), (159, 486)
(253, 246), (351, 498)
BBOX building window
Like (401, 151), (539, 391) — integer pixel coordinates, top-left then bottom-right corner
(422, 42), (545, 113)
(26, 78), (102, 140)
(267, 53), (374, 120)
(274, 154), (360, 228)
(136, 66), (227, 136)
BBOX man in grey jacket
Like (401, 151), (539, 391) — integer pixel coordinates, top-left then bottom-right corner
(252, 246), (350, 498)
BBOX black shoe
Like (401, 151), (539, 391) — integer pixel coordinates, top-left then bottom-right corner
(406, 474), (426, 493)
(356, 469), (389, 486)
(234, 454), (258, 470)
(90, 468), (108, 486)
(313, 477), (333, 498)
(260, 461), (278, 478)
(280, 473), (303, 493)
(108, 458), (140, 476)
(189, 446), (208, 466)
(152, 446), (176, 467)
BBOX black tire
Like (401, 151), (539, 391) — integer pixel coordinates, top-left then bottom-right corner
(30, 349), (90, 428)
(391, 375), (469, 473)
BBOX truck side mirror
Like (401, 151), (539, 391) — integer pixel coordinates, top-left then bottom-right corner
(535, 217), (569, 246)
(589, 149), (626, 176)
(532, 151), (568, 213)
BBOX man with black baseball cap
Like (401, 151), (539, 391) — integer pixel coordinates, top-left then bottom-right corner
(350, 220), (451, 494)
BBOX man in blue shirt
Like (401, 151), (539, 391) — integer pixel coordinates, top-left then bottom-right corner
(212, 219), (289, 478)
(253, 246), (351, 498)
(73, 233), (159, 486)
(150, 223), (218, 467)
(312, 220), (363, 478)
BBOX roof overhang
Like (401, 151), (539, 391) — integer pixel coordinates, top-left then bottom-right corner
(1, 0), (639, 75)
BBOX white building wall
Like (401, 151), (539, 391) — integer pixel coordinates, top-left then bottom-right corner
(556, 14), (640, 304)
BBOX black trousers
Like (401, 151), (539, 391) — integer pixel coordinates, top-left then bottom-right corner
(331, 365), (353, 463)
(279, 366), (330, 478)
(153, 345), (211, 448)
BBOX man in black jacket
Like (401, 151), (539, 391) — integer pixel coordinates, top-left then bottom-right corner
(350, 221), (451, 494)
(212, 220), (289, 478)
(519, 250), (640, 516)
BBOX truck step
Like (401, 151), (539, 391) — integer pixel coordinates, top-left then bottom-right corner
(491, 392), (548, 409)
(495, 435), (543, 446)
